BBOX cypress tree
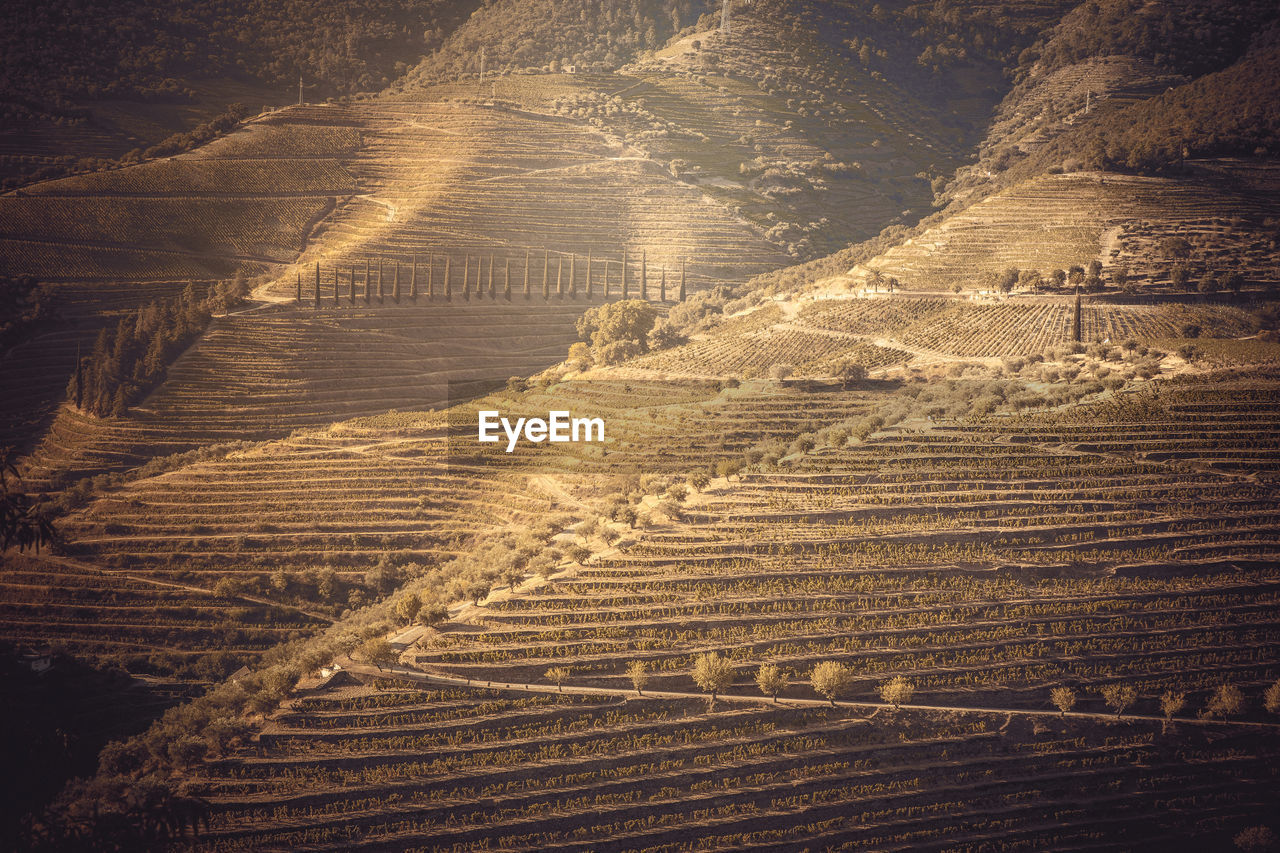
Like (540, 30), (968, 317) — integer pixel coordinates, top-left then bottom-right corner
(523, 249), (531, 299)
(569, 253), (576, 298)
(660, 266), (666, 302)
(621, 250), (628, 298)
(349, 266), (356, 305)
(314, 262), (320, 309)
(504, 257), (511, 299)
(444, 255), (452, 300)
(377, 258), (384, 302)
(296, 270), (302, 303)
(542, 250), (550, 299)
(640, 250), (647, 300)
(364, 259), (371, 303)
(463, 256), (471, 300)
(427, 254), (435, 300)
(586, 250), (593, 298)
(556, 255), (563, 297)
(679, 258), (686, 301)
(393, 261), (401, 303)
(1073, 289), (1082, 342)
(410, 256), (417, 301)
(487, 255), (495, 298)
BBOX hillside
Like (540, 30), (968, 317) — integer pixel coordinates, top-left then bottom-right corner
(0, 0), (477, 189)
(0, 0), (1051, 463)
(944, 0), (1280, 207)
(4, 0), (1280, 849)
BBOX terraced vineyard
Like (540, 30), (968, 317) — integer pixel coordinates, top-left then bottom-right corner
(185, 685), (1277, 852)
(4, 2), (1280, 848)
(837, 171), (1280, 293)
(0, 128), (356, 282)
(265, 96), (791, 297)
(168, 376), (1280, 851)
(14, 381), (878, 684)
(24, 298), (605, 487)
(625, 292), (1263, 379)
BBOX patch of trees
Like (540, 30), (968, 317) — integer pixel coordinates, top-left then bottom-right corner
(0, 449), (55, 554)
(573, 299), (659, 366)
(1057, 41), (1280, 174)
(0, 0), (475, 123)
(401, 0), (713, 84)
(0, 275), (56, 355)
(1019, 0), (1279, 80)
(67, 279), (246, 418)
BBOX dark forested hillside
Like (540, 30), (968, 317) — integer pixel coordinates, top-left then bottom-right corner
(0, 0), (473, 115)
(0, 0), (477, 188)
(940, 0), (1280, 208)
(400, 0), (717, 82)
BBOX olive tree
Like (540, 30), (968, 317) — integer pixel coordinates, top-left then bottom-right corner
(627, 660), (649, 696)
(1206, 684), (1245, 719)
(360, 637), (398, 672)
(755, 663), (787, 703)
(546, 666), (571, 693)
(692, 651), (735, 706)
(878, 676), (914, 708)
(1100, 683), (1138, 717)
(1050, 686), (1077, 717)
(810, 661), (852, 707)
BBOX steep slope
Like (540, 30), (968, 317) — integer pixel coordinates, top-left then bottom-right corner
(945, 0), (1280, 207)
(0, 0), (477, 189)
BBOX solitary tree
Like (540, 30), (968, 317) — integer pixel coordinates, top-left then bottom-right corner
(1160, 690), (1186, 727)
(878, 675), (914, 708)
(810, 661), (852, 706)
(502, 565), (525, 590)
(1264, 679), (1280, 715)
(692, 651), (735, 706)
(360, 637), (398, 672)
(546, 666), (571, 693)
(393, 592), (421, 625)
(755, 662), (787, 703)
(1051, 686), (1077, 717)
(1206, 684), (1245, 719)
(1100, 683), (1138, 717)
(465, 579), (490, 606)
(628, 660), (649, 695)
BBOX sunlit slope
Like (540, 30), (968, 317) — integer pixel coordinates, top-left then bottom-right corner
(259, 95), (790, 300)
(176, 376), (1280, 852)
(831, 168), (1280, 293)
(0, 119), (359, 281)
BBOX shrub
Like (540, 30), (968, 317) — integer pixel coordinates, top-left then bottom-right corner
(878, 676), (914, 708)
(1050, 686), (1076, 717)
